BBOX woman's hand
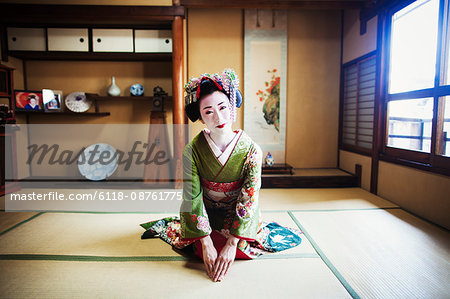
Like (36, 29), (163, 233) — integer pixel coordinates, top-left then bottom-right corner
(212, 236), (239, 282)
(200, 236), (217, 279)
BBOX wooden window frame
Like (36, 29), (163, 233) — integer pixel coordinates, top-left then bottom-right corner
(377, 0), (450, 177)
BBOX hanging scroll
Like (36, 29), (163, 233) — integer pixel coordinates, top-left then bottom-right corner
(244, 9), (287, 163)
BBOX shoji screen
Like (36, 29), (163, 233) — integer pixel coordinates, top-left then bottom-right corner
(342, 55), (376, 150)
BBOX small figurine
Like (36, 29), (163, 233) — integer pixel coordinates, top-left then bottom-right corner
(265, 152), (274, 166)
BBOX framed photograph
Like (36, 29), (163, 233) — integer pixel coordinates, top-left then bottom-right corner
(43, 89), (63, 112)
(14, 90), (43, 111)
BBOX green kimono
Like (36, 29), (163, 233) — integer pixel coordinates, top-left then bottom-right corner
(180, 129), (262, 242)
(140, 129), (302, 258)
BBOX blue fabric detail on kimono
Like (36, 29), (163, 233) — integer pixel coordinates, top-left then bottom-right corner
(259, 222), (302, 252)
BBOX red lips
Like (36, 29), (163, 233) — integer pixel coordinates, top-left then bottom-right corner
(216, 123), (226, 128)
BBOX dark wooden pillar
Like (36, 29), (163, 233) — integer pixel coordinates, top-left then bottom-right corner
(371, 9), (388, 195)
(172, 13), (185, 188)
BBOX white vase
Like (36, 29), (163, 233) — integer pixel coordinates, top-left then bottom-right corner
(107, 76), (121, 96)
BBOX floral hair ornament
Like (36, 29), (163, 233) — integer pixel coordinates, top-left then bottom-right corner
(184, 68), (242, 122)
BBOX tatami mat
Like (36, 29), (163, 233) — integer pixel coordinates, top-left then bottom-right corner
(1, 188), (447, 298)
(0, 213), (178, 257)
(292, 209), (450, 298)
(0, 212), (315, 258)
(259, 188), (398, 211)
(0, 212), (39, 236)
(0, 259), (351, 298)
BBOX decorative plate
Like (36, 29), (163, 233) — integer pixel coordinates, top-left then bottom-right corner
(130, 83), (144, 96)
(78, 143), (118, 181)
(65, 92), (92, 113)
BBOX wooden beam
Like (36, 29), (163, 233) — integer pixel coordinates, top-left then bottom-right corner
(0, 25), (7, 62)
(172, 16), (184, 127)
(7, 51), (172, 62)
(360, 0), (415, 34)
(355, 164), (362, 187)
(0, 4), (185, 26)
(180, 0), (367, 9)
(172, 15), (185, 189)
(370, 8), (389, 195)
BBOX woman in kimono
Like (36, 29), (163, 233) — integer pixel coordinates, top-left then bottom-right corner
(141, 69), (301, 282)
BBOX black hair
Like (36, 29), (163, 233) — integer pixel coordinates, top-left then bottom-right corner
(27, 95), (37, 102)
(185, 79), (228, 122)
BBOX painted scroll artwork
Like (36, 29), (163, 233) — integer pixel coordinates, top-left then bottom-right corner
(244, 9), (287, 162)
(257, 69), (280, 132)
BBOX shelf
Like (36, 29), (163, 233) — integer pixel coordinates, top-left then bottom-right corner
(7, 51), (172, 62)
(261, 174), (359, 188)
(87, 95), (156, 101)
(85, 94), (172, 114)
(262, 163), (293, 175)
(15, 110), (110, 116)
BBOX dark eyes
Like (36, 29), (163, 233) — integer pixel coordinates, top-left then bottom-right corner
(204, 106), (226, 114)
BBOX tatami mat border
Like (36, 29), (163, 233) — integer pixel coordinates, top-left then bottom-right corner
(0, 212), (45, 237)
(288, 211), (361, 299)
(0, 254), (189, 262)
(0, 253), (319, 262)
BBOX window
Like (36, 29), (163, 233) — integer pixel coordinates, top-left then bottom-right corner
(341, 53), (376, 154)
(387, 97), (434, 153)
(383, 0), (450, 171)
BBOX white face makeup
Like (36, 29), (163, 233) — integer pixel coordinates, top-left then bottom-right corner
(199, 91), (232, 135)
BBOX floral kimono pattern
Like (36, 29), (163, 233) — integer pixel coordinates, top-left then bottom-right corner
(141, 129), (302, 258)
(180, 129), (261, 241)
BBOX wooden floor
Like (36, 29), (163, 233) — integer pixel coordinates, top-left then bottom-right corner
(0, 187), (449, 298)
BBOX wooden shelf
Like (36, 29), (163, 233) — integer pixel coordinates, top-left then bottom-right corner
(87, 95), (155, 101)
(180, 0), (365, 9)
(262, 163), (293, 175)
(0, 4), (183, 62)
(15, 110), (110, 116)
(8, 51), (172, 62)
(261, 175), (359, 188)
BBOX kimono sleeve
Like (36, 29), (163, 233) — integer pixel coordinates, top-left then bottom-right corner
(229, 143), (262, 241)
(179, 144), (212, 241)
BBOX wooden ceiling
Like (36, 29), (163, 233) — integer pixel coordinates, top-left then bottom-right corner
(179, 0), (374, 10)
(0, 4), (184, 27)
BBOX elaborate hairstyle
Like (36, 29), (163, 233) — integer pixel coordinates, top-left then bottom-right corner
(184, 68), (242, 122)
(27, 94), (39, 101)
